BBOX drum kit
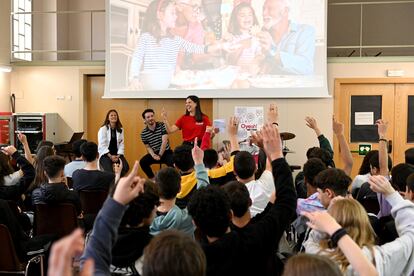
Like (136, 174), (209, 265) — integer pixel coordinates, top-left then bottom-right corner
(280, 132), (295, 156)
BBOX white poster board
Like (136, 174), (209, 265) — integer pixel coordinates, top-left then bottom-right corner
(235, 106), (264, 141)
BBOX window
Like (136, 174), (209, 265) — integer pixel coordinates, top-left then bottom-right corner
(12, 0), (32, 61)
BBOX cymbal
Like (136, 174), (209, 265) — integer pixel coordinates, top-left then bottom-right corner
(280, 132), (296, 140)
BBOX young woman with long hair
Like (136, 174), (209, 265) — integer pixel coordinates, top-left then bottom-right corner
(98, 109), (130, 176)
(162, 95), (212, 146)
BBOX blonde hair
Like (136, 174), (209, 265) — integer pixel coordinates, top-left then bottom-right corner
(320, 199), (376, 272)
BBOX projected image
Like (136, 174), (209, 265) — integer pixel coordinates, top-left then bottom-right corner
(107, 0), (327, 97)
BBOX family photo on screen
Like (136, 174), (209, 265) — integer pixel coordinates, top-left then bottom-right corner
(108, 0), (326, 96)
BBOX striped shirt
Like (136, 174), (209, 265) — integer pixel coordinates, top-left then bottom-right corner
(129, 32), (206, 80)
(141, 122), (170, 153)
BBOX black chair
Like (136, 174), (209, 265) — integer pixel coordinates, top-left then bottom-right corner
(79, 190), (108, 215)
(34, 203), (78, 238)
(0, 224), (45, 275)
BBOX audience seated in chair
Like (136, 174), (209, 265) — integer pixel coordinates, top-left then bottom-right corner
(72, 142), (115, 192)
(64, 139), (87, 178)
(150, 142), (208, 236)
(111, 179), (159, 271)
(0, 146), (35, 202)
(31, 155), (82, 215)
(187, 123), (296, 276)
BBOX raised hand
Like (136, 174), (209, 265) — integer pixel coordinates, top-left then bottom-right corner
(368, 175), (395, 196)
(48, 228), (94, 276)
(228, 116), (239, 137)
(376, 119), (388, 139)
(191, 137), (204, 165)
(267, 103), (279, 124)
(250, 130), (264, 148)
(113, 161), (145, 205)
(261, 123), (283, 161)
(332, 116), (344, 136)
(302, 211), (342, 236)
(305, 116), (322, 137)
(1, 145), (17, 156)
(17, 132), (28, 145)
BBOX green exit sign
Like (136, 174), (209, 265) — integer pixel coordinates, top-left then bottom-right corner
(358, 144), (372, 155)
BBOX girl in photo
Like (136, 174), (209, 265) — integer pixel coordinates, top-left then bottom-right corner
(226, 2), (263, 75)
(129, 0), (223, 90)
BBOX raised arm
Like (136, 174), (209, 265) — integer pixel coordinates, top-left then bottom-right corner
(368, 175), (414, 275)
(305, 116), (334, 157)
(192, 138), (209, 189)
(161, 108), (179, 134)
(303, 210), (378, 276)
(228, 116), (240, 153)
(333, 116), (353, 176)
(376, 119), (389, 176)
(80, 161), (144, 275)
(1, 146), (35, 200)
(17, 133), (34, 164)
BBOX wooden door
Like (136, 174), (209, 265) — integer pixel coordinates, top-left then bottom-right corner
(334, 82), (395, 178)
(86, 75), (213, 176)
(394, 84), (414, 164)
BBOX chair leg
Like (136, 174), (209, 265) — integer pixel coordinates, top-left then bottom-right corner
(25, 255), (44, 276)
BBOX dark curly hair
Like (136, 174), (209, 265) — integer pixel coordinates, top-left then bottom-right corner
(187, 185), (231, 237)
(315, 168), (351, 197)
(120, 180), (159, 227)
(222, 181), (251, 218)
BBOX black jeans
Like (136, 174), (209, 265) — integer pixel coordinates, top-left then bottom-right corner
(139, 149), (174, 178)
(99, 154), (130, 176)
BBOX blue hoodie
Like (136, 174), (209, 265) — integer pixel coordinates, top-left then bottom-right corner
(150, 205), (195, 236)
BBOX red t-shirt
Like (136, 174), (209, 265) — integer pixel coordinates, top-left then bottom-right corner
(175, 114), (211, 142)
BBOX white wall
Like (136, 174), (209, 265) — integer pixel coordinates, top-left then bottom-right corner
(9, 65), (104, 141)
(0, 0), (11, 112)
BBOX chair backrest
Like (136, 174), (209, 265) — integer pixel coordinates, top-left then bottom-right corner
(0, 224), (23, 272)
(79, 190), (108, 215)
(34, 203), (78, 238)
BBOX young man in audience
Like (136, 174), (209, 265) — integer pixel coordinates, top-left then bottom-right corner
(31, 155), (82, 215)
(296, 158), (327, 214)
(72, 141), (115, 192)
(315, 168), (351, 209)
(111, 179), (159, 271)
(203, 148), (219, 169)
(64, 139), (87, 178)
(143, 230), (206, 276)
(150, 143), (208, 236)
(405, 173), (414, 202)
(233, 151), (274, 217)
(405, 147), (414, 165)
(187, 123), (296, 276)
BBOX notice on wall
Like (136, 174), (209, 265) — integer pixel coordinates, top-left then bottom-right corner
(235, 106), (264, 141)
(355, 112), (374, 126)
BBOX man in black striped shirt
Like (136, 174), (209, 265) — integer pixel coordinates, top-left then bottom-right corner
(140, 109), (174, 179)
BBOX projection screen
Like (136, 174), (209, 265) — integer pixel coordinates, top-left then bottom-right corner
(105, 0), (328, 98)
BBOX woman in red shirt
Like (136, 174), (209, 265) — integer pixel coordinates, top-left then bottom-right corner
(162, 95), (211, 145)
